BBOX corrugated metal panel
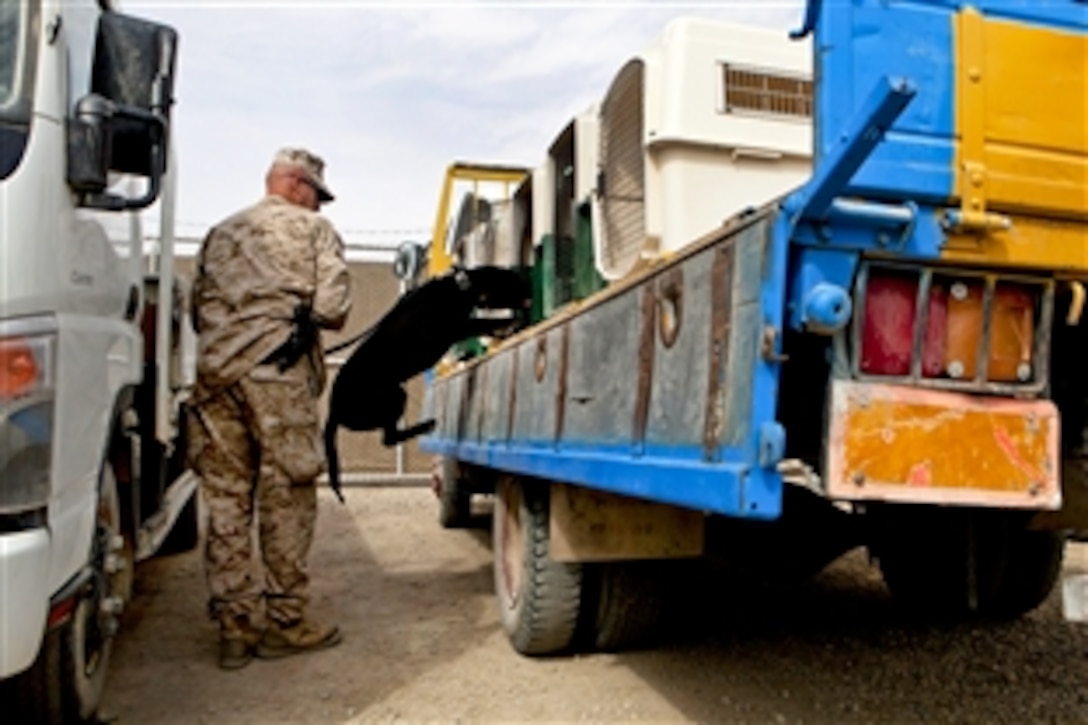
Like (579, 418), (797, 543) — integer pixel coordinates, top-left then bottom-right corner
(598, 59), (646, 279)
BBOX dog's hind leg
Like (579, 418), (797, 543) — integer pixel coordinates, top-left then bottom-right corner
(324, 420), (345, 504)
(382, 418), (437, 446)
(376, 384), (435, 446)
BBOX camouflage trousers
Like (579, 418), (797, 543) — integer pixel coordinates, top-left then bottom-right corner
(187, 361), (326, 627)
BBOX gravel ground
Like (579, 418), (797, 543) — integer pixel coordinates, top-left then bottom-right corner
(100, 486), (1088, 724)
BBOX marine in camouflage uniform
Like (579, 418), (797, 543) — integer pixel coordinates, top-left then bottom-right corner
(187, 148), (351, 668)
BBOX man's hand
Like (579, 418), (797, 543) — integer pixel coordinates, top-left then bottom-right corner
(293, 302), (317, 347)
(266, 302), (318, 372)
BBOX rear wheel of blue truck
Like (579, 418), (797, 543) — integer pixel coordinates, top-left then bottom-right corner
(493, 476), (583, 654)
(13, 459), (130, 723)
(436, 456), (473, 529)
(581, 561), (672, 652)
(872, 506), (1064, 618)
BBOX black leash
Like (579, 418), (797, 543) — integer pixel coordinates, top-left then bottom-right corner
(324, 270), (445, 357)
(325, 323), (376, 356)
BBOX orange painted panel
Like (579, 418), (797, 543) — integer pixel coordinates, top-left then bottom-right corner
(953, 12), (1088, 221)
(941, 214), (1088, 274)
(982, 20), (1087, 163)
(826, 381), (1059, 509)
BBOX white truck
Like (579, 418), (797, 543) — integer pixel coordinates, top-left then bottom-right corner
(0, 1), (195, 721)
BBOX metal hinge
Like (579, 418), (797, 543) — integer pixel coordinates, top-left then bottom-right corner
(945, 8), (1012, 236)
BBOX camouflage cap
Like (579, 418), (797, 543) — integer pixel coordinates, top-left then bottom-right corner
(273, 147), (335, 203)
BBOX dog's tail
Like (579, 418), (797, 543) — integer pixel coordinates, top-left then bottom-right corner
(324, 419), (345, 504)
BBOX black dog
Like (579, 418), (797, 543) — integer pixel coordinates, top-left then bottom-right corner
(324, 266), (531, 501)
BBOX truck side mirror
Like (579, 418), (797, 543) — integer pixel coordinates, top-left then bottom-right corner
(67, 11), (178, 211)
(67, 94), (116, 195)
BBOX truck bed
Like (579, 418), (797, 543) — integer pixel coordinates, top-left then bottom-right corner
(422, 205), (787, 519)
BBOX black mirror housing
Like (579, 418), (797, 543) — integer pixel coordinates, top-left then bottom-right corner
(92, 12), (177, 177)
(92, 12), (177, 115)
(67, 11), (178, 211)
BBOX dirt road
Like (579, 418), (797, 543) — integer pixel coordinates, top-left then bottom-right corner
(101, 486), (1087, 724)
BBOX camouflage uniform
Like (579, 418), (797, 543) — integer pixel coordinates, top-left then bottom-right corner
(188, 192), (351, 628)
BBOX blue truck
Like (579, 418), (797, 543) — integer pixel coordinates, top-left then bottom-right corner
(418, 1), (1088, 653)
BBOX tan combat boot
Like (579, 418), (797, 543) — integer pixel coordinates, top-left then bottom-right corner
(219, 617), (263, 670)
(255, 617), (342, 659)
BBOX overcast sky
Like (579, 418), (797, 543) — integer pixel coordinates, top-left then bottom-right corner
(127, 1), (804, 248)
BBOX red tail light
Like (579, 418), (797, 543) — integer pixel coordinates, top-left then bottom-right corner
(859, 271), (913, 375)
(859, 267), (1038, 384)
(859, 271), (944, 377)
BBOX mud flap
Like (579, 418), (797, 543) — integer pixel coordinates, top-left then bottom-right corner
(549, 483), (704, 563)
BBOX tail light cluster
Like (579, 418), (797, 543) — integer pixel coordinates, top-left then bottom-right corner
(854, 264), (1053, 391)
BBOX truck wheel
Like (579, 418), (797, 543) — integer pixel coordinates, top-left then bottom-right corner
(873, 507), (1063, 617)
(14, 461), (129, 723)
(492, 476), (582, 655)
(582, 561), (670, 652)
(987, 527), (1065, 618)
(436, 456), (472, 529)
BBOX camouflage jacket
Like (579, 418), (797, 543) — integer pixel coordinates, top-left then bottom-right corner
(191, 195), (352, 396)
